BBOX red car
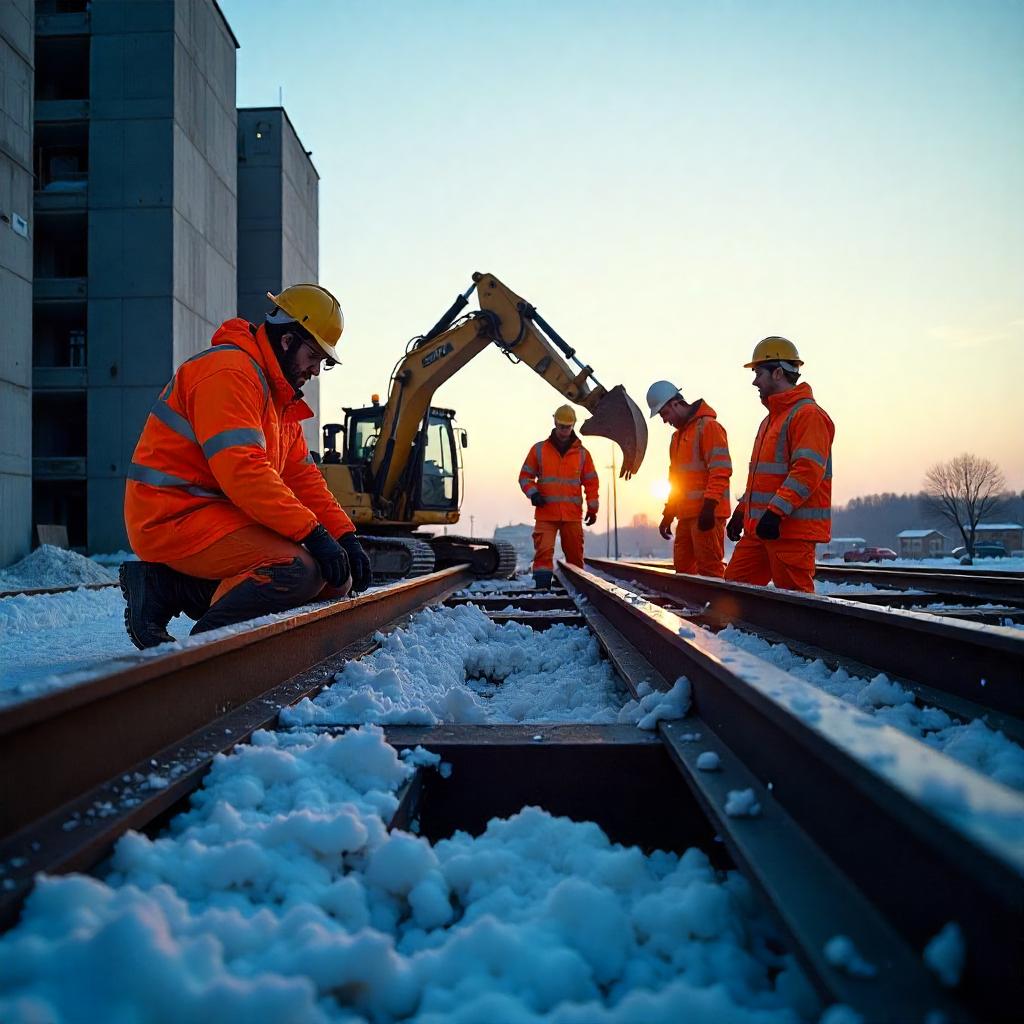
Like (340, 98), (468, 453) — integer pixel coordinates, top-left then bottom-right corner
(843, 547), (898, 563)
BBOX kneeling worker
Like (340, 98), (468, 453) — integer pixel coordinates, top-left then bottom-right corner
(725, 337), (834, 593)
(646, 381), (732, 577)
(518, 405), (599, 588)
(121, 284), (372, 648)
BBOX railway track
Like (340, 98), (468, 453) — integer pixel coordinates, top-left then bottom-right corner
(2, 562), (1021, 1020)
(0, 580), (120, 599)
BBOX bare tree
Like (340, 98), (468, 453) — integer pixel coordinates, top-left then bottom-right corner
(921, 454), (1008, 560)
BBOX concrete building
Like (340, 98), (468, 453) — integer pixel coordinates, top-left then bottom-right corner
(30, 0), (238, 552)
(0, 0), (34, 565)
(236, 106), (320, 451)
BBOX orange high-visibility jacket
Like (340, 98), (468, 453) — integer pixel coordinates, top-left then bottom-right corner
(125, 319), (355, 562)
(518, 435), (599, 522)
(738, 383), (834, 542)
(664, 400), (732, 520)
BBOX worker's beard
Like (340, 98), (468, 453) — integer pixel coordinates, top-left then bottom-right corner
(272, 340), (308, 396)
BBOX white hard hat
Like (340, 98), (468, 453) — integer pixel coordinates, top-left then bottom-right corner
(646, 380), (681, 419)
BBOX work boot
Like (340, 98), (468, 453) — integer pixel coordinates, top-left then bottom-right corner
(119, 561), (218, 650)
(119, 560), (180, 649)
(533, 569), (553, 590)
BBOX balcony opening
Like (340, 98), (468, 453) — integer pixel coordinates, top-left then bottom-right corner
(34, 300), (87, 367)
(35, 35), (90, 101)
(33, 390), (87, 458)
(34, 121), (88, 192)
(33, 210), (87, 278)
(33, 480), (87, 549)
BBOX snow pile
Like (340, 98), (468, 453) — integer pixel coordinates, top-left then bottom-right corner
(717, 625), (1024, 791)
(0, 724), (817, 1023)
(0, 545), (116, 591)
(282, 604), (636, 727)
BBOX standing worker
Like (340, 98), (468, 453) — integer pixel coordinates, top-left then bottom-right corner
(646, 381), (732, 577)
(725, 337), (834, 593)
(518, 405), (599, 588)
(120, 284), (372, 648)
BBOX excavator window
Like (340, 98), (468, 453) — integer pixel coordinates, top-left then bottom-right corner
(418, 413), (459, 509)
(345, 409), (384, 464)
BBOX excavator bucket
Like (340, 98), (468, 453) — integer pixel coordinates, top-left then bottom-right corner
(579, 384), (648, 479)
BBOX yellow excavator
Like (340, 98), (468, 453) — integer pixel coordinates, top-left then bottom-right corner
(317, 272), (648, 581)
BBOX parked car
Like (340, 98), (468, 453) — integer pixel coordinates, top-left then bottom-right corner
(952, 543), (1008, 563)
(843, 547), (898, 563)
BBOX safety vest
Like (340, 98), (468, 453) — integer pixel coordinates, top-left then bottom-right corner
(125, 319), (354, 562)
(740, 383), (834, 542)
(518, 435), (599, 522)
(666, 401), (732, 519)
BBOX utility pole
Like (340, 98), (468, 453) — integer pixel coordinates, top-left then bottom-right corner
(611, 446), (620, 559)
(605, 457), (612, 557)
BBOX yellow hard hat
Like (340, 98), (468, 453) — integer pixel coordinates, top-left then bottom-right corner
(744, 336), (803, 369)
(553, 404), (577, 425)
(266, 284), (344, 361)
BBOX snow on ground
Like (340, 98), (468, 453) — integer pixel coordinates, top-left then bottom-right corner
(715, 625), (1024, 791)
(837, 555), (1024, 571)
(0, 545), (116, 592)
(0, 723), (820, 1024)
(282, 602), (687, 729)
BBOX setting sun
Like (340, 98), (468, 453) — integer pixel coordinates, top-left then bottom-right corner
(651, 479), (671, 502)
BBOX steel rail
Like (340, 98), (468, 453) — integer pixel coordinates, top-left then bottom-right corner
(813, 563), (1024, 603)
(0, 581), (120, 599)
(0, 566), (473, 925)
(588, 558), (1024, 725)
(561, 561), (1024, 1021)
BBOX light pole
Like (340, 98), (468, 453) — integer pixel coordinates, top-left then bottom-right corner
(470, 514), (476, 537)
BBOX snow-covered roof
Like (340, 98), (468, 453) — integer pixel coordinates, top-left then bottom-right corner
(830, 537), (866, 544)
(969, 523), (1023, 531)
(898, 529), (945, 539)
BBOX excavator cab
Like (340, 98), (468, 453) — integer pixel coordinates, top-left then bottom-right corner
(324, 404), (464, 517)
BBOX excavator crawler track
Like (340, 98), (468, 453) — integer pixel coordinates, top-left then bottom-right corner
(428, 536), (518, 579)
(360, 535), (436, 584)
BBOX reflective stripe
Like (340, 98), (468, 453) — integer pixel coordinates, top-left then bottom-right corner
(587, 500), (599, 509)
(824, 454), (833, 481)
(708, 458), (731, 468)
(754, 462), (788, 475)
(770, 496), (794, 515)
(792, 447), (827, 467)
(539, 475), (583, 485)
(301, 452), (315, 465)
(709, 446), (729, 457)
(791, 507), (831, 520)
(202, 427), (266, 459)
(685, 490), (705, 500)
(559, 496), (583, 505)
(774, 399), (815, 464)
(520, 465), (532, 476)
(781, 476), (812, 499)
(581, 471), (599, 481)
(127, 463), (222, 498)
(181, 343), (270, 405)
(525, 486), (539, 496)
(149, 401), (197, 443)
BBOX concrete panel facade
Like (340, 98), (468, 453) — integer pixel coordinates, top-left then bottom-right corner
(82, 0), (238, 553)
(237, 107), (320, 451)
(0, 0), (33, 565)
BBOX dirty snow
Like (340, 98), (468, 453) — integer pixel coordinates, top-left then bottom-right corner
(0, 546), (116, 592)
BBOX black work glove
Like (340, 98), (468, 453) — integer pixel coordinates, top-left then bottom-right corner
(697, 499), (717, 532)
(338, 532), (372, 593)
(303, 525), (349, 588)
(755, 509), (782, 541)
(584, 510), (598, 526)
(530, 493), (545, 507)
(726, 507), (744, 542)
(659, 514), (673, 540)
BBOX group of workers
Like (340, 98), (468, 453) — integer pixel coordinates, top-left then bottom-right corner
(119, 280), (833, 651)
(520, 336), (833, 596)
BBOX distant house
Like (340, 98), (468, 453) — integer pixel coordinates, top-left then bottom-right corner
(817, 537), (866, 560)
(963, 523), (1024, 553)
(897, 529), (946, 559)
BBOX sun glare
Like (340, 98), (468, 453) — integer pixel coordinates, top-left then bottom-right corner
(651, 480), (671, 502)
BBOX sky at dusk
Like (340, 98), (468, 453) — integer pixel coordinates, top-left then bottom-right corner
(220, 0), (1023, 537)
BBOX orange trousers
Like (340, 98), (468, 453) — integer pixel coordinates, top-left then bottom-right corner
(725, 535), (817, 593)
(673, 516), (726, 577)
(165, 524), (349, 606)
(532, 519), (584, 572)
